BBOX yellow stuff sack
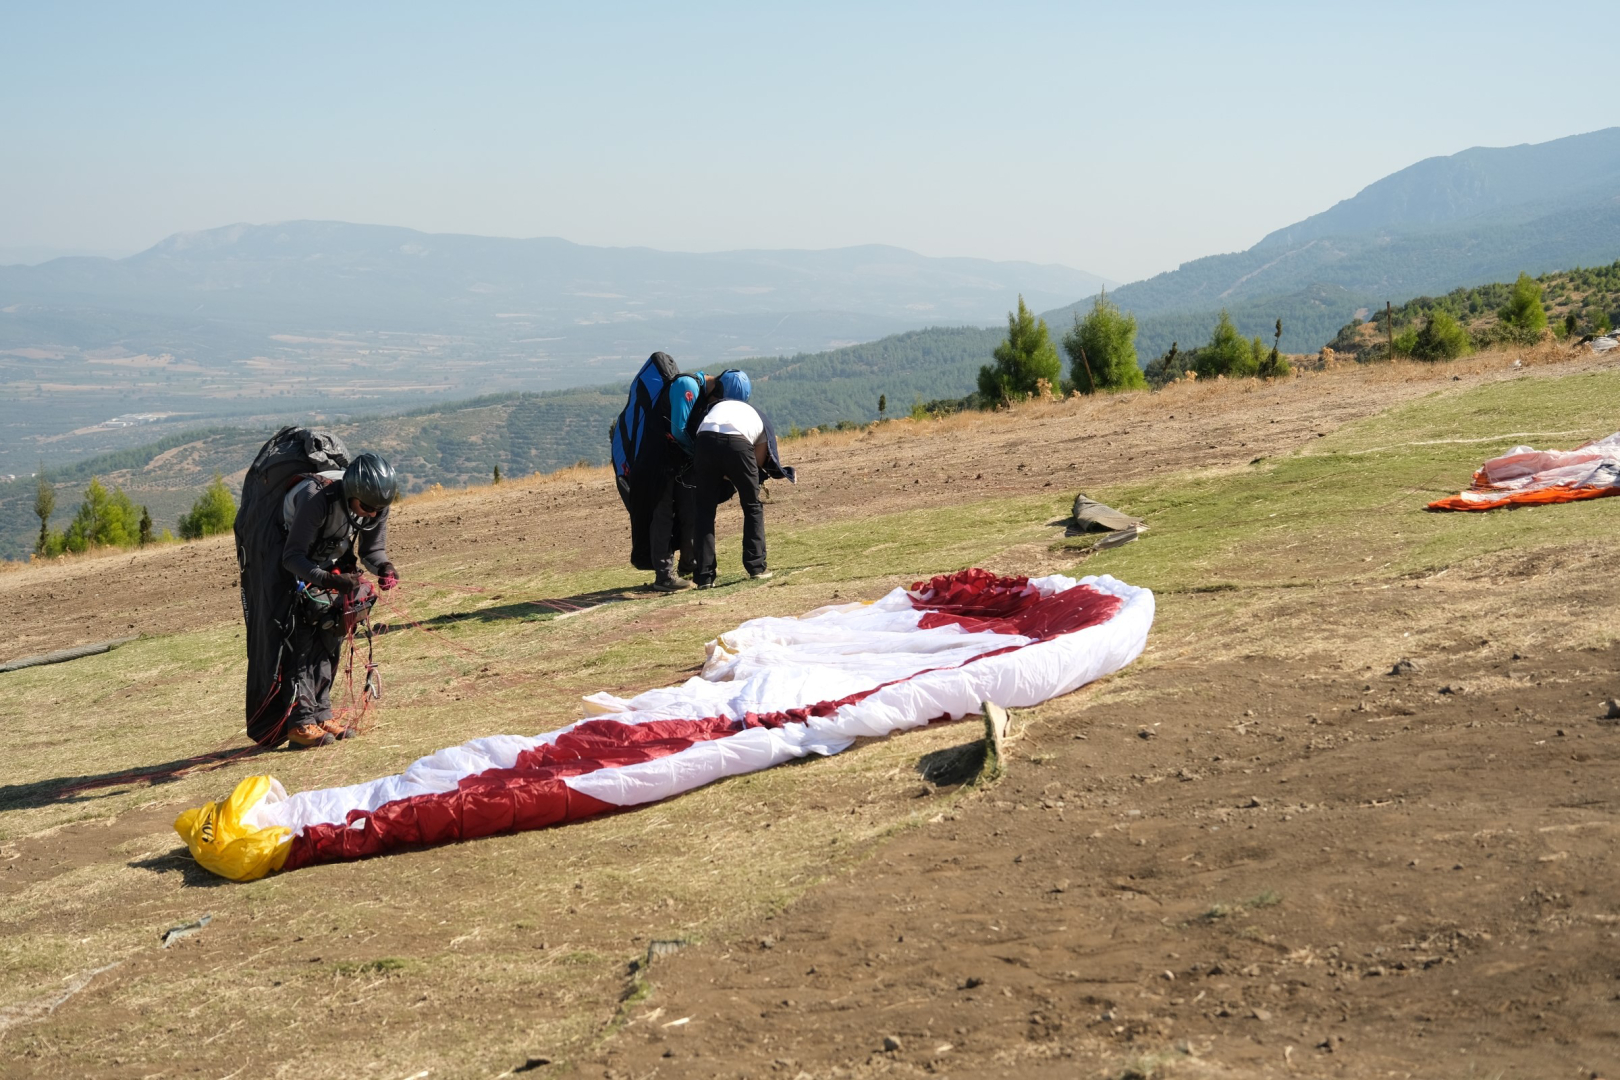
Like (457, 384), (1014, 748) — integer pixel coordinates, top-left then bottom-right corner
(173, 775), (293, 882)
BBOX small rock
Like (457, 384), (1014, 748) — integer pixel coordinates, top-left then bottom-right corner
(882, 1036), (902, 1053)
(1602, 698), (1620, 720)
(960, 976), (983, 990)
(1239, 964), (1261, 977)
(1052, 880), (1069, 893)
(1160, 969), (1175, 981)
(1243, 796), (1263, 808)
(1390, 658), (1421, 676)
(759, 936), (775, 950)
(1137, 727), (1156, 740)
(1251, 1007), (1272, 1022)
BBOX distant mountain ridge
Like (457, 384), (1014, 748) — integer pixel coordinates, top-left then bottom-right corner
(0, 221), (1111, 472)
(1259, 127), (1620, 246)
(8, 220), (1111, 327)
(1039, 127), (1620, 355)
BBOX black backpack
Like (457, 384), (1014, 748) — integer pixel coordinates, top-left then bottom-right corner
(235, 427), (351, 742)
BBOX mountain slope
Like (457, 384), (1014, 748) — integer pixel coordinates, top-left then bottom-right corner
(1039, 128), (1620, 354)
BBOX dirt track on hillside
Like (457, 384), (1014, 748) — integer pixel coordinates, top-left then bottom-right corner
(4, 350), (1620, 1078)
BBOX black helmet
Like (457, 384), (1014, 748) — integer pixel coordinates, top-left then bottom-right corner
(342, 452), (397, 531)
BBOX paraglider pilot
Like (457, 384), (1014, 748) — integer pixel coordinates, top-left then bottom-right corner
(692, 371), (795, 588)
(279, 452), (401, 748)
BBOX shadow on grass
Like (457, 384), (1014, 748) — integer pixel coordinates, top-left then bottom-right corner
(0, 747), (273, 813)
(379, 573), (796, 633)
(379, 586), (653, 631)
(128, 848), (234, 889)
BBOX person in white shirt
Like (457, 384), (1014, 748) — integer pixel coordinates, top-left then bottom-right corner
(693, 372), (771, 587)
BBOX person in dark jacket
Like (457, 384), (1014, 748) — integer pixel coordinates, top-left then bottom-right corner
(279, 452), (401, 747)
(692, 372), (795, 588)
(647, 369), (714, 591)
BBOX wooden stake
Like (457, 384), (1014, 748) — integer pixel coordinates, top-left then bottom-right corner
(977, 701), (1010, 784)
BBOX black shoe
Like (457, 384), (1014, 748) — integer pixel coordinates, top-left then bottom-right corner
(652, 574), (694, 592)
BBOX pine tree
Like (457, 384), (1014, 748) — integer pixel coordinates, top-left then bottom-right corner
(177, 474), (236, 540)
(1411, 311), (1472, 361)
(139, 506), (155, 546)
(493, 464), (502, 484)
(878, 394), (887, 418)
(1498, 272), (1548, 333)
(978, 296), (1062, 406)
(33, 467), (54, 556)
(63, 478), (143, 552)
(1062, 290), (1144, 394)
(1194, 311), (1260, 378)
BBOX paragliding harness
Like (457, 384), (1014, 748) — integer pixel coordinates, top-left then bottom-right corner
(610, 352), (715, 570)
(610, 351), (681, 515)
(235, 426), (381, 746)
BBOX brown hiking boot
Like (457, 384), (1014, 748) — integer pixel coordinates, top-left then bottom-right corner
(319, 717), (353, 740)
(287, 723), (335, 749)
(652, 574), (694, 592)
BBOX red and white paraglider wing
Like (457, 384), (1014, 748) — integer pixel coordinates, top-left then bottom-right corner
(175, 570), (1153, 881)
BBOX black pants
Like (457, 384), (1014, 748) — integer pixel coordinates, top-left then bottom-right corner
(695, 431), (766, 583)
(648, 466), (698, 578)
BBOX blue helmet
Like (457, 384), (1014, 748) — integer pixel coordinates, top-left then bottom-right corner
(719, 370), (752, 402)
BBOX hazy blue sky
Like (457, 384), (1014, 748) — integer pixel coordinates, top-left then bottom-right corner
(2, 1), (1615, 282)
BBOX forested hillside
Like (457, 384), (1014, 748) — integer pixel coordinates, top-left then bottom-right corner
(1323, 261), (1620, 360)
(0, 326), (1004, 559)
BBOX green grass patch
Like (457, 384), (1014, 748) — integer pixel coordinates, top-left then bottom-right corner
(1083, 370), (1620, 594)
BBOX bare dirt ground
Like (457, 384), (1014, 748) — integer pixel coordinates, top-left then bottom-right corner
(594, 640), (1620, 1080)
(4, 347), (1619, 1079)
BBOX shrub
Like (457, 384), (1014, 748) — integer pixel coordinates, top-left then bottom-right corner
(1193, 311), (1260, 378)
(1144, 342), (1193, 388)
(978, 296), (1062, 405)
(178, 473), (236, 540)
(1392, 326), (1419, 357)
(1062, 290), (1145, 393)
(1410, 310), (1472, 361)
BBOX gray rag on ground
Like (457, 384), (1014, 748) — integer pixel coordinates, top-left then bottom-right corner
(1066, 494), (1146, 549)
